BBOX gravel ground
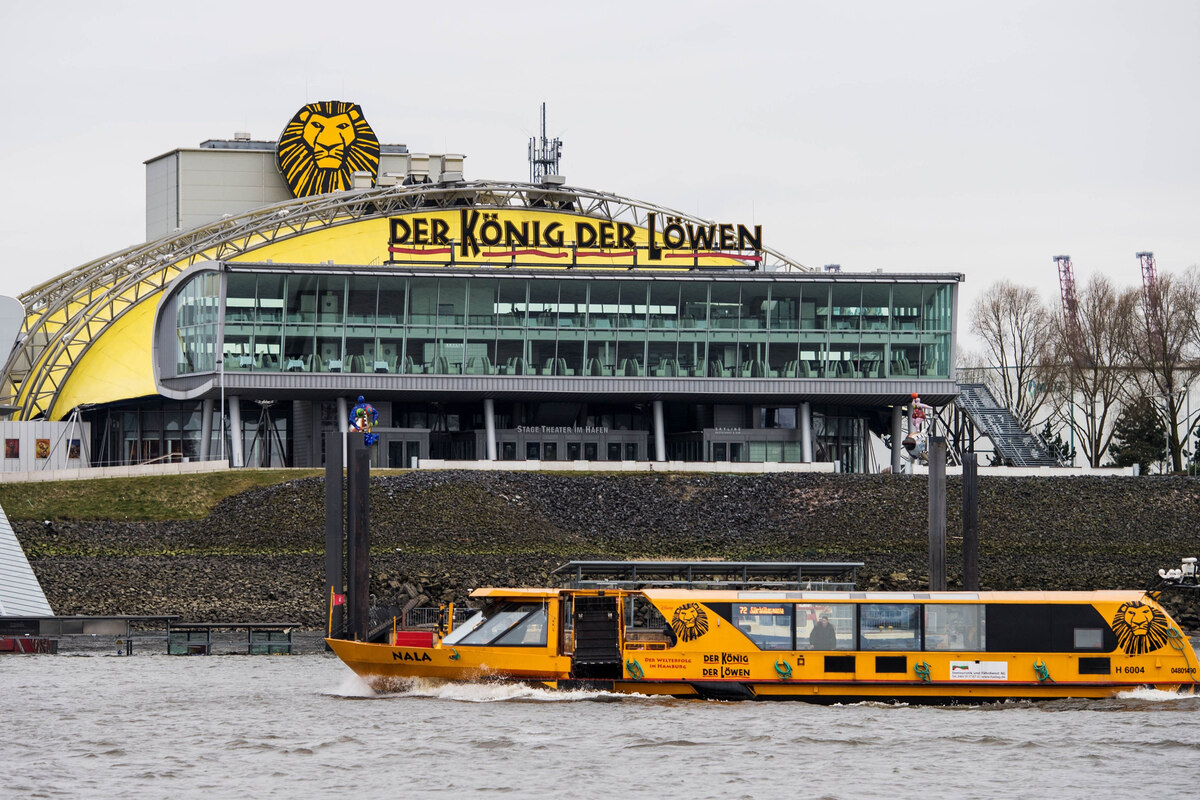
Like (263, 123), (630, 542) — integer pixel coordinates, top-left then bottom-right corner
(17, 471), (1200, 630)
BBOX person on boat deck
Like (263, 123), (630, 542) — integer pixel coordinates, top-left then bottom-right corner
(810, 615), (838, 650)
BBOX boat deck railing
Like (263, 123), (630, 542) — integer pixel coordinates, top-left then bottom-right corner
(553, 560), (864, 592)
(571, 579), (858, 592)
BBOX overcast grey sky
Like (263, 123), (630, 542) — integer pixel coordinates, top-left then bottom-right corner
(1, 0), (1197, 348)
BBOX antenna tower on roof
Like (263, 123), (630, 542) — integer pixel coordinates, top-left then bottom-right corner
(528, 103), (563, 183)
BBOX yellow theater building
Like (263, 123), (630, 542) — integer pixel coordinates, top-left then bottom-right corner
(0, 102), (963, 473)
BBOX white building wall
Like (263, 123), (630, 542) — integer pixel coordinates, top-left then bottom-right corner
(0, 421), (91, 473)
(145, 147), (438, 241)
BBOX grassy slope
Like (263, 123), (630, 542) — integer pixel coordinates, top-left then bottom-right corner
(0, 470), (322, 522)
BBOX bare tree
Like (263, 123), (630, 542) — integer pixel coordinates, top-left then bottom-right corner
(970, 282), (1060, 429)
(1122, 267), (1200, 472)
(1052, 275), (1135, 467)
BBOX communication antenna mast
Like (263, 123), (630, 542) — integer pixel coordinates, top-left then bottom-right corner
(1138, 251), (1164, 351)
(528, 102), (562, 183)
(1055, 255), (1085, 365)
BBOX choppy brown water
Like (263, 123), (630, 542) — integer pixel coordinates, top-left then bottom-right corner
(4, 635), (1200, 799)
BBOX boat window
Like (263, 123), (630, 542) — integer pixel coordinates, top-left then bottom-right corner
(733, 603), (793, 650)
(985, 604), (1118, 653)
(494, 606), (548, 646)
(450, 602), (546, 646)
(924, 604), (985, 651)
(859, 604), (920, 650)
(796, 603), (854, 650)
(441, 611), (484, 645)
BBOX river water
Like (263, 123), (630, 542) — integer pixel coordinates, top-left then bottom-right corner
(4, 635), (1200, 799)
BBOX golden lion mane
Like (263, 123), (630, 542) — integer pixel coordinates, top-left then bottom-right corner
(277, 101), (380, 197)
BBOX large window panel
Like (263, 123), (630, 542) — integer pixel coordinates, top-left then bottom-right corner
(829, 284), (862, 332)
(619, 282), (648, 329)
(585, 334), (617, 376)
(739, 283), (769, 330)
(317, 275), (345, 323)
(769, 283), (803, 331)
(496, 279), (527, 328)
(802, 284), (829, 331)
(615, 329), (646, 376)
(707, 283), (740, 376)
(861, 284), (890, 331)
(733, 602), (793, 650)
(375, 276), (406, 372)
(225, 273), (257, 323)
(527, 280), (560, 373)
(527, 279), (559, 328)
(891, 284), (922, 331)
(649, 282), (679, 329)
(588, 281), (619, 330)
(923, 284), (954, 332)
(408, 277), (438, 329)
(709, 282), (740, 330)
(859, 603), (921, 650)
(445, 602), (548, 646)
(344, 276), (377, 372)
(797, 603), (854, 650)
(679, 282), (709, 330)
(924, 604), (985, 651)
(467, 278), (497, 327)
(432, 329), (466, 374)
(377, 276), (407, 325)
(437, 278), (468, 326)
(285, 274), (318, 323)
(559, 281), (587, 328)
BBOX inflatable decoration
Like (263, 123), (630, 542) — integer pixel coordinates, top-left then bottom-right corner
(350, 395), (379, 446)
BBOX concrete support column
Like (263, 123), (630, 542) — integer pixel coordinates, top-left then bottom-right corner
(891, 403), (903, 474)
(200, 398), (213, 461)
(652, 400), (666, 462)
(483, 398), (498, 461)
(336, 396), (349, 468)
(228, 396), (244, 467)
(800, 402), (813, 462)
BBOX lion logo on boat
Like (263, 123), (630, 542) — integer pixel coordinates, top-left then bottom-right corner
(670, 603), (710, 643)
(1111, 600), (1170, 655)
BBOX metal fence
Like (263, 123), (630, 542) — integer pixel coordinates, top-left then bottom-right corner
(402, 607), (474, 629)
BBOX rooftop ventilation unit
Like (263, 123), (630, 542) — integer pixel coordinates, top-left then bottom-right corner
(440, 153), (465, 183)
(407, 153), (430, 184)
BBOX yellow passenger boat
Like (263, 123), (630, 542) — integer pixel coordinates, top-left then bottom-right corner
(326, 560), (1200, 703)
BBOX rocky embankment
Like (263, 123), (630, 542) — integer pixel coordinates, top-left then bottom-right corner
(15, 472), (1200, 630)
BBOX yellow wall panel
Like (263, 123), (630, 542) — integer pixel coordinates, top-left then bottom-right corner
(230, 218), (392, 266)
(51, 295), (159, 420)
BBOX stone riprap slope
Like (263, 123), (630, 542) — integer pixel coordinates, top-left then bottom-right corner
(15, 472), (1200, 629)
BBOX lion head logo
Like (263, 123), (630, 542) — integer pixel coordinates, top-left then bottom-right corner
(277, 101), (380, 197)
(670, 603), (710, 643)
(1111, 600), (1171, 655)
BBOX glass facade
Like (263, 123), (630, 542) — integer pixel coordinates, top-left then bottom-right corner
(170, 271), (221, 373)
(90, 400), (289, 468)
(174, 271), (955, 380)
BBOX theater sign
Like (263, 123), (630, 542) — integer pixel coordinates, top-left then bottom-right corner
(386, 209), (763, 270)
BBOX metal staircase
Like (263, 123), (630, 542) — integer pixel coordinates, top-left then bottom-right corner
(954, 384), (1062, 467)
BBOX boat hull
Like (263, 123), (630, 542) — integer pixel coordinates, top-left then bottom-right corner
(327, 638), (1196, 702)
(326, 637), (572, 686)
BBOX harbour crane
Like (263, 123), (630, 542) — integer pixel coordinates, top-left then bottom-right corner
(1055, 255), (1087, 367)
(1138, 251), (1164, 354)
